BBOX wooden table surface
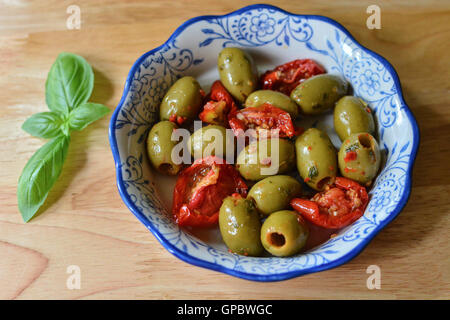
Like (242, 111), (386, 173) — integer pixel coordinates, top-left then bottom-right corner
(1, 0), (449, 300)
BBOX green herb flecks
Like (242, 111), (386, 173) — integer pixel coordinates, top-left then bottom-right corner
(308, 165), (319, 179)
(345, 143), (359, 153)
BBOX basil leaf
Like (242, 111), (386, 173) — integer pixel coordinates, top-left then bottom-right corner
(46, 52), (94, 115)
(68, 102), (110, 131)
(22, 112), (64, 139)
(18, 52), (109, 223)
(17, 135), (70, 222)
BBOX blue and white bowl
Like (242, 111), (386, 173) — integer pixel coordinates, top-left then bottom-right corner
(109, 4), (419, 281)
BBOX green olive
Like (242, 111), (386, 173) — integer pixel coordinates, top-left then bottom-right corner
(334, 96), (375, 141)
(236, 138), (296, 181)
(146, 121), (183, 175)
(188, 125), (234, 159)
(290, 74), (348, 115)
(295, 128), (337, 191)
(159, 76), (203, 124)
(245, 90), (299, 119)
(260, 210), (309, 257)
(219, 194), (263, 256)
(338, 133), (381, 185)
(218, 47), (258, 103)
(248, 175), (302, 216)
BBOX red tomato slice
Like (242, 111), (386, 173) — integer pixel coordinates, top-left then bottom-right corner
(172, 156), (248, 227)
(199, 80), (238, 127)
(228, 103), (296, 138)
(290, 177), (369, 229)
(261, 59), (325, 95)
(209, 80), (235, 107)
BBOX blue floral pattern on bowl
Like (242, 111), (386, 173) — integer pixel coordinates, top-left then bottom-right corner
(109, 4), (419, 281)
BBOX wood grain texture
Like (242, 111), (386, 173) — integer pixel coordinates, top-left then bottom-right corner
(0, 0), (449, 300)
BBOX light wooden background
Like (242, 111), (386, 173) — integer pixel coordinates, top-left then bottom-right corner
(0, 0), (449, 300)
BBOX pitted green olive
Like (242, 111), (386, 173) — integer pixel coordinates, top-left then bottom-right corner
(260, 210), (309, 257)
(290, 74), (348, 115)
(218, 47), (258, 103)
(219, 194), (263, 256)
(146, 121), (183, 175)
(295, 128), (337, 191)
(159, 76), (203, 124)
(188, 125), (234, 159)
(338, 132), (381, 185)
(245, 90), (299, 119)
(248, 175), (302, 216)
(236, 138), (296, 181)
(334, 96), (375, 141)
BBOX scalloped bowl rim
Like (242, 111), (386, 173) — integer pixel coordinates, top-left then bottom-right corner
(108, 4), (420, 281)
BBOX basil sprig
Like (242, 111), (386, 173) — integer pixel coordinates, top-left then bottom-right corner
(18, 52), (110, 222)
